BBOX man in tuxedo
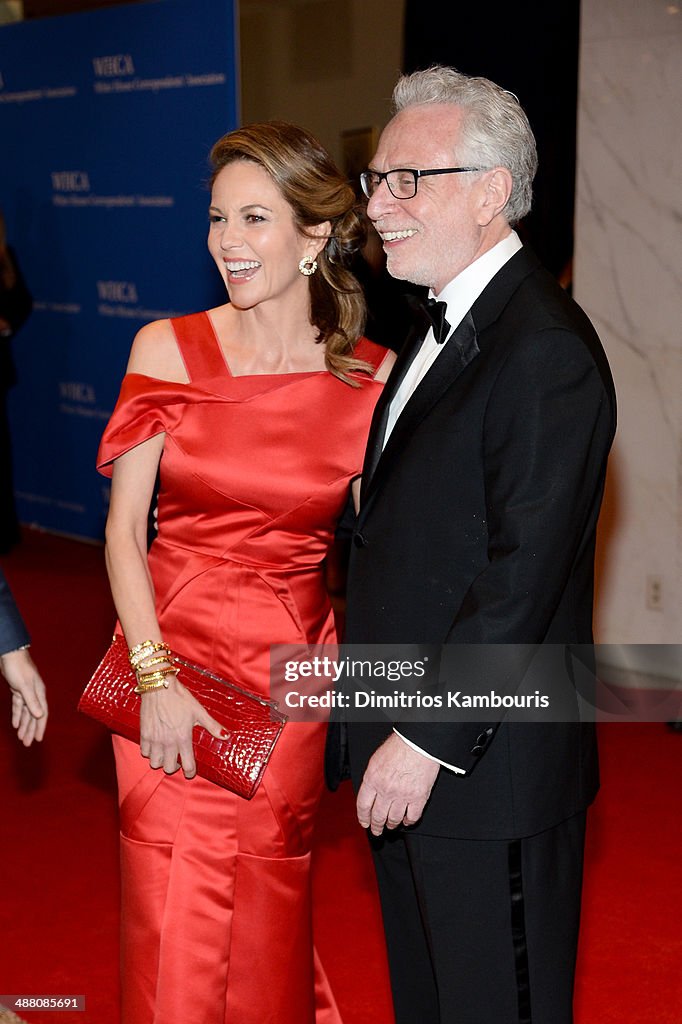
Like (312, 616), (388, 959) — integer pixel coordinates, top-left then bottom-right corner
(326, 67), (616, 1023)
(0, 566), (48, 745)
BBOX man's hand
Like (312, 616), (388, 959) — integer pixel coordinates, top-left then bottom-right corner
(1, 648), (48, 746)
(356, 733), (440, 836)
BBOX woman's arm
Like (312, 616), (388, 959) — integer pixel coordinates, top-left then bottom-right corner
(105, 433), (166, 647)
(106, 439), (225, 778)
(104, 327), (224, 778)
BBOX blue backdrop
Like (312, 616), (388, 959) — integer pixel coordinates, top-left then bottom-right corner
(0, 0), (238, 540)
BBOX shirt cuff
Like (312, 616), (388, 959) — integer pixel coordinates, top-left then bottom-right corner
(393, 728), (466, 774)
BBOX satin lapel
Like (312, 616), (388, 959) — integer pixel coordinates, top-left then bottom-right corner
(358, 311), (479, 524)
(360, 322), (425, 503)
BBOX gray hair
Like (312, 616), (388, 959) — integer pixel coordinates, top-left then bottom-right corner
(392, 66), (538, 225)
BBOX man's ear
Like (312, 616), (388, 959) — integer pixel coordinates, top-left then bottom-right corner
(477, 168), (513, 226)
(305, 220), (333, 260)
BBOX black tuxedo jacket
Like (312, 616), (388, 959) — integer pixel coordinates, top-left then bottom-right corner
(327, 246), (616, 841)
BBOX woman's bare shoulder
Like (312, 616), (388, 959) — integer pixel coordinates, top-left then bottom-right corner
(126, 319), (188, 382)
(374, 348), (397, 383)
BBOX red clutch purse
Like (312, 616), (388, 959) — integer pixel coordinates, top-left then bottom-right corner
(78, 634), (287, 798)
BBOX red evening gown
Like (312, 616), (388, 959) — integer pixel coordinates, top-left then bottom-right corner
(97, 312), (389, 1024)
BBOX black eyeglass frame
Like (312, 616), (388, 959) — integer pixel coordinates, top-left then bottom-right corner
(360, 166), (487, 200)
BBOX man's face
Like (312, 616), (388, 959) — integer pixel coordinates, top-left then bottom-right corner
(366, 104), (488, 294)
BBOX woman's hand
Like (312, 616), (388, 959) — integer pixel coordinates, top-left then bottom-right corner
(1, 648), (48, 746)
(139, 674), (225, 779)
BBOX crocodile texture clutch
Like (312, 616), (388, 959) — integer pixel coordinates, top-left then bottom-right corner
(79, 634), (287, 798)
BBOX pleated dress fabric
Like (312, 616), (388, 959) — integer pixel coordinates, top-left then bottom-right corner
(97, 312), (388, 1024)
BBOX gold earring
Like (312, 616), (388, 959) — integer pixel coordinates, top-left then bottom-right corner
(298, 255), (318, 277)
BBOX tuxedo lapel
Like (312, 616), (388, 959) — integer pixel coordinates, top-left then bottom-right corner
(359, 311), (479, 522)
(358, 246), (540, 523)
(360, 322), (425, 503)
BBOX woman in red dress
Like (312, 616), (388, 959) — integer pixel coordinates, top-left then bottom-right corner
(98, 122), (393, 1024)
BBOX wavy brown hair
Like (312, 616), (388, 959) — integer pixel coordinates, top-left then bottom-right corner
(210, 121), (370, 384)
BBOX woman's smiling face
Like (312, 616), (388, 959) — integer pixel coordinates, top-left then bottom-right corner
(208, 160), (320, 310)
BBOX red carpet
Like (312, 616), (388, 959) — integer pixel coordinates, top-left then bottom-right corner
(1, 529), (680, 1023)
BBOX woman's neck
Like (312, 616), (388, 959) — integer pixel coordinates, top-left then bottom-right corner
(211, 298), (327, 375)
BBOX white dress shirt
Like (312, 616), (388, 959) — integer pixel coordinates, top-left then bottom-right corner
(384, 231), (522, 444)
(388, 231), (523, 774)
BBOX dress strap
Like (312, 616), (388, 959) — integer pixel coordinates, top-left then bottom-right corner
(354, 336), (392, 378)
(170, 312), (227, 382)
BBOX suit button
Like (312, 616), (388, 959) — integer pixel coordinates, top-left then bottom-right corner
(471, 744), (484, 757)
(476, 732), (489, 746)
(353, 532), (368, 548)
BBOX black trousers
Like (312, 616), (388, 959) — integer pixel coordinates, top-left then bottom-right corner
(370, 812), (587, 1024)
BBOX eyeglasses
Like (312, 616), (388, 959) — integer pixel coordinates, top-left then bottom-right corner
(360, 166), (486, 200)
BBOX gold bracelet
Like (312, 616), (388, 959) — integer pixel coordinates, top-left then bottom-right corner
(134, 654), (174, 671)
(129, 638), (167, 663)
(134, 668), (179, 694)
(135, 667), (178, 685)
(129, 639), (166, 657)
(128, 640), (169, 667)
(134, 678), (170, 694)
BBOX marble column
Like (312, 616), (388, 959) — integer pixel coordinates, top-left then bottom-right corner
(574, 0), (682, 677)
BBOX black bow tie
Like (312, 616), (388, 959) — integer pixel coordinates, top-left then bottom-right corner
(407, 295), (451, 344)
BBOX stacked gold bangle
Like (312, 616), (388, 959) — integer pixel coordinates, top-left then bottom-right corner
(128, 639), (179, 694)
